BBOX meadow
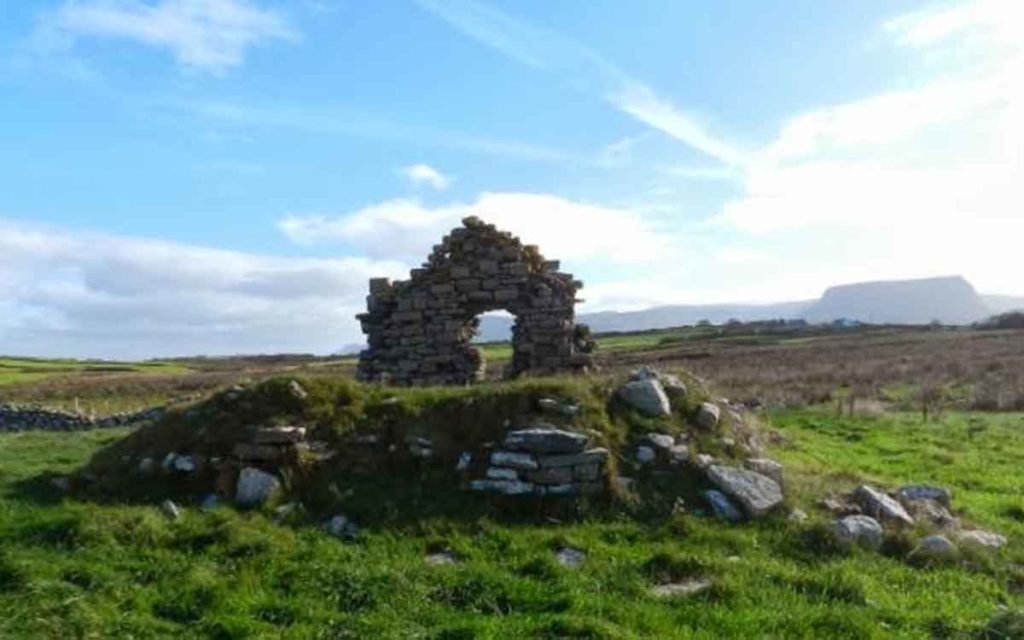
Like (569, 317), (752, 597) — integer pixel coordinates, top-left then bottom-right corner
(1, 407), (1022, 638)
(2, 326), (1023, 638)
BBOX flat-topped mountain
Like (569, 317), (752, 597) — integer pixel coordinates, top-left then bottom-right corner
(802, 276), (991, 325)
(475, 275), (1005, 341)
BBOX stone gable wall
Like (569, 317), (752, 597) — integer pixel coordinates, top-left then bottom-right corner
(356, 217), (593, 385)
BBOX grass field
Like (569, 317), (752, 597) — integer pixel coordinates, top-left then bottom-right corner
(0, 357), (190, 388)
(1, 407), (1021, 638)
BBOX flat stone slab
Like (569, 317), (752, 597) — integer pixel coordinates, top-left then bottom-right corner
(469, 478), (535, 495)
(254, 426), (306, 445)
(707, 465), (783, 517)
(744, 458), (784, 487)
(536, 448), (608, 469)
(896, 485), (952, 508)
(855, 485), (914, 526)
(503, 427), (588, 454)
(651, 578), (713, 599)
(490, 450), (539, 470)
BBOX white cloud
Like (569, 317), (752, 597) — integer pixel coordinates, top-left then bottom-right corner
(711, 0), (1024, 296)
(279, 192), (669, 265)
(40, 0), (297, 72)
(402, 163), (451, 191)
(0, 219), (406, 359)
(414, 0), (743, 166)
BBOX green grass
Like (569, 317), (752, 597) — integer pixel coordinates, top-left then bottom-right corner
(0, 357), (190, 387)
(1, 404), (1021, 638)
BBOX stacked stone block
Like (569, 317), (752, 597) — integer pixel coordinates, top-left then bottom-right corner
(357, 216), (593, 386)
(470, 427), (609, 497)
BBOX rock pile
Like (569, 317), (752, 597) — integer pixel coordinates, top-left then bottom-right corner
(826, 483), (1008, 556)
(0, 403), (163, 433)
(356, 216), (594, 386)
(469, 427), (609, 497)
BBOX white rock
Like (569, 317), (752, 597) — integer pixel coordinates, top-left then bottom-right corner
(669, 444), (689, 465)
(172, 455), (196, 473)
(555, 548), (586, 568)
(854, 485), (914, 526)
(425, 551), (458, 566)
(695, 403), (721, 430)
(651, 578), (713, 599)
(456, 451), (472, 471)
(644, 433), (676, 450)
(744, 458), (784, 487)
(834, 515), (884, 550)
(957, 530), (1008, 550)
(617, 379), (671, 417)
(161, 499), (181, 520)
(694, 453), (715, 469)
(635, 446), (656, 464)
(235, 467), (281, 507)
(469, 479), (535, 495)
(707, 465), (784, 517)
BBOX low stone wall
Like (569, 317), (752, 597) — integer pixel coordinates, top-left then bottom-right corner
(0, 404), (164, 433)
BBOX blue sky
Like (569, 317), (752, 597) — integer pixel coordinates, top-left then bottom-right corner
(0, 0), (1021, 357)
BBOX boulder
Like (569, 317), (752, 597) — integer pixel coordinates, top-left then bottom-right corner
(904, 499), (958, 528)
(695, 403), (721, 430)
(555, 548), (586, 568)
(896, 485), (952, 508)
(617, 379), (671, 417)
(744, 458), (784, 487)
(642, 433), (676, 451)
(913, 535), (959, 560)
(661, 375), (688, 399)
(669, 444), (689, 465)
(235, 467), (281, 507)
(854, 485), (914, 526)
(703, 490), (743, 523)
(635, 446), (656, 464)
(834, 515), (884, 550)
(172, 455), (196, 474)
(956, 530), (1008, 550)
(504, 427), (588, 454)
(707, 465), (784, 517)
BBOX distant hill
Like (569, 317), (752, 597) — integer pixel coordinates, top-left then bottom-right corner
(467, 275), (1013, 343)
(982, 295), (1024, 315)
(802, 276), (990, 325)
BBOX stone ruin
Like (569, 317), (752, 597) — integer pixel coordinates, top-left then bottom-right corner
(356, 216), (595, 385)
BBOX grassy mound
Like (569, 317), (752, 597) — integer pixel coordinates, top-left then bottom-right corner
(79, 370), (752, 524)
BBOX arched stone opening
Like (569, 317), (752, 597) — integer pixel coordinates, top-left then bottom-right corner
(356, 217), (593, 386)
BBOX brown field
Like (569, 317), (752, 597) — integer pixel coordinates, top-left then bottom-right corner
(2, 326), (1023, 415)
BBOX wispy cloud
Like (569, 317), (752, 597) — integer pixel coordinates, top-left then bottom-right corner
(279, 191), (670, 265)
(176, 98), (594, 164)
(414, 0), (744, 166)
(401, 163), (452, 191)
(38, 0), (297, 73)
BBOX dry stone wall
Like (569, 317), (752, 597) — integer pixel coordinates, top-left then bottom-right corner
(0, 403), (163, 433)
(357, 216), (594, 385)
